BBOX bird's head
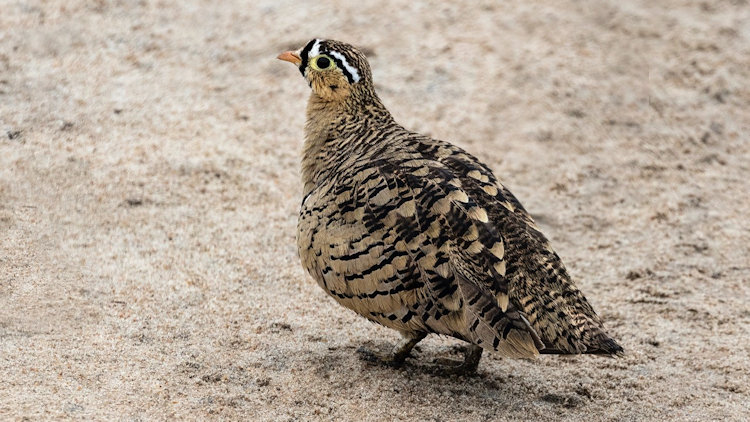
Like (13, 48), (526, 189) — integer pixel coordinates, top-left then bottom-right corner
(277, 39), (373, 103)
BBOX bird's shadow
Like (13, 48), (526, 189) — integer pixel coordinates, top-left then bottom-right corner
(354, 340), (486, 378)
(301, 340), (599, 416)
(308, 340), (519, 393)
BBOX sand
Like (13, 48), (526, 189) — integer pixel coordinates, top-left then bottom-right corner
(1, 0), (749, 420)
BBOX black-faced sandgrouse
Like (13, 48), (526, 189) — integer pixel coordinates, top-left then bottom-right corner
(278, 39), (623, 374)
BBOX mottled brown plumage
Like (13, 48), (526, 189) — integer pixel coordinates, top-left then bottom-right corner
(279, 39), (622, 373)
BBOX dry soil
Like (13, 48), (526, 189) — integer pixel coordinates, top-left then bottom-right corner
(1, 1), (749, 421)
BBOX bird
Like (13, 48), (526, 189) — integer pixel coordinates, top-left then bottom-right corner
(278, 39), (623, 374)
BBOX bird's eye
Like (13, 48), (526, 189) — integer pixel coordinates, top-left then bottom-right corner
(316, 56), (330, 69)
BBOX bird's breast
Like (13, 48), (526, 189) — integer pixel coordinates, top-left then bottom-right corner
(296, 183), (426, 320)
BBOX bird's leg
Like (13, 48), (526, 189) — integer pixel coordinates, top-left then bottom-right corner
(461, 344), (484, 373)
(431, 344), (484, 375)
(357, 332), (427, 367)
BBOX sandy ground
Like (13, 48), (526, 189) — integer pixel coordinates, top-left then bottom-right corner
(1, 0), (749, 420)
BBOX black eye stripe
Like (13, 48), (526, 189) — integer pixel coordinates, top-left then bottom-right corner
(326, 54), (355, 84)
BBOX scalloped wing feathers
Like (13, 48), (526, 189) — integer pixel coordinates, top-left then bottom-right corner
(298, 131), (621, 356)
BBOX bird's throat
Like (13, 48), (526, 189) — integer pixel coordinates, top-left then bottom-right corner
(300, 94), (343, 196)
(300, 91), (394, 196)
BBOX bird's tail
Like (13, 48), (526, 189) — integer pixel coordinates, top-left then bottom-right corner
(539, 323), (624, 356)
(511, 257), (624, 356)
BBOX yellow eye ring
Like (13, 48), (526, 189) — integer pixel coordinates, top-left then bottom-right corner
(310, 55), (334, 70)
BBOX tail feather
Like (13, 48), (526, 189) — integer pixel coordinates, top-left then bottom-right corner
(509, 252), (624, 356)
(583, 328), (624, 356)
(540, 327), (624, 356)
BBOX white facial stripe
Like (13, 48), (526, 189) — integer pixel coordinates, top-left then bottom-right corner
(309, 39), (322, 58)
(329, 50), (360, 83)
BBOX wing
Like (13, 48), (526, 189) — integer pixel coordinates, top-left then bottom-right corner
(426, 141), (621, 354)
(360, 155), (544, 357)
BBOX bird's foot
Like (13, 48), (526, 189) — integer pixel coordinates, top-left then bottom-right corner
(428, 344), (483, 376)
(357, 332), (427, 368)
(428, 358), (478, 375)
(356, 346), (406, 367)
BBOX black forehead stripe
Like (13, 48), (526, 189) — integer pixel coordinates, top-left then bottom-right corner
(326, 52), (355, 84)
(298, 39), (317, 75)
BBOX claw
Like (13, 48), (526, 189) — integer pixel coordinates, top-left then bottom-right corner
(355, 346), (378, 362)
(433, 357), (464, 366)
(429, 344), (483, 375)
(356, 346), (404, 367)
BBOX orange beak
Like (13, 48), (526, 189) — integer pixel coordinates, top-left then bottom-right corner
(277, 51), (302, 66)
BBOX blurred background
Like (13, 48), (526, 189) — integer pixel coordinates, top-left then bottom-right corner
(1, 1), (749, 420)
